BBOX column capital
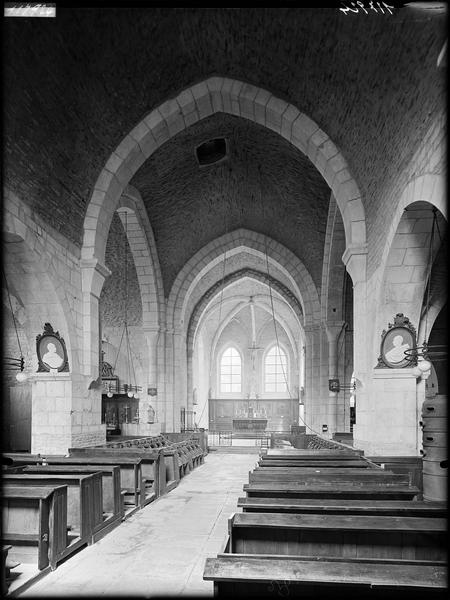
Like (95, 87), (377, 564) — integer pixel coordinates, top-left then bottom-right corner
(80, 257), (112, 298)
(342, 244), (367, 284)
(324, 321), (347, 343)
(303, 323), (321, 334)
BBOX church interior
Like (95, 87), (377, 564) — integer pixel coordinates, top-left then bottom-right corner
(2, 4), (448, 598)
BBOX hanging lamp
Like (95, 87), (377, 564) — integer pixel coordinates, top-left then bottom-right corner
(111, 210), (142, 400)
(2, 268), (27, 382)
(404, 207), (447, 374)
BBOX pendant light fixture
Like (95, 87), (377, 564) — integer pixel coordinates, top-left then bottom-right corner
(404, 207), (447, 374)
(111, 210), (142, 400)
(3, 268), (28, 382)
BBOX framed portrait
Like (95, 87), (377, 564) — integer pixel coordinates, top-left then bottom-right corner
(36, 323), (69, 372)
(376, 314), (417, 369)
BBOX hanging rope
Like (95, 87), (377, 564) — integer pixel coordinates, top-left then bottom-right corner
(197, 166), (230, 426)
(2, 267), (24, 360)
(258, 166), (327, 438)
(423, 208), (437, 344)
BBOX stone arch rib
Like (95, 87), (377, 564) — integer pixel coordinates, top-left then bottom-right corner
(167, 228), (320, 331)
(186, 267), (304, 352)
(82, 76), (366, 276)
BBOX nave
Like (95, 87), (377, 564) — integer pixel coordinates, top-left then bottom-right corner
(15, 453), (257, 598)
(2, 6), (447, 599)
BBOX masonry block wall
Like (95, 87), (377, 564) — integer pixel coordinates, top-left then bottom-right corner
(4, 189), (106, 454)
(353, 117), (446, 456)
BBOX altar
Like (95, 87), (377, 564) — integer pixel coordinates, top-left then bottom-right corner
(232, 417), (268, 432)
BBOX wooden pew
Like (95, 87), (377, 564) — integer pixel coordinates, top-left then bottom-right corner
(22, 465), (122, 542)
(237, 497), (448, 517)
(258, 458), (371, 468)
(106, 436), (203, 474)
(248, 470), (411, 486)
(263, 449), (364, 459)
(203, 555), (447, 598)
(3, 473), (103, 547)
(2, 453), (45, 466)
(69, 447), (177, 495)
(44, 455), (145, 516)
(2, 545), (13, 596)
(227, 512), (447, 561)
(368, 456), (424, 491)
(67, 449), (161, 503)
(1, 485), (68, 571)
(243, 482), (420, 500)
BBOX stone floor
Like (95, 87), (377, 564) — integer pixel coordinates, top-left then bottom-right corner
(18, 451), (258, 598)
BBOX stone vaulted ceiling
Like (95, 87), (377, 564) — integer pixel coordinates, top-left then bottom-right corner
(3, 6), (446, 297)
(131, 114), (330, 295)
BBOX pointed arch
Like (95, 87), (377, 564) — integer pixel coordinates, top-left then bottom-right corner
(81, 77), (366, 275)
(169, 229), (320, 332)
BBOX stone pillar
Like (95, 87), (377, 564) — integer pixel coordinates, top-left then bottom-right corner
(303, 323), (322, 434)
(342, 245), (368, 451)
(80, 258), (111, 379)
(362, 368), (421, 455)
(164, 328), (175, 432)
(172, 328), (185, 432)
(30, 257), (111, 455)
(325, 321), (346, 435)
(142, 326), (161, 434)
(30, 372), (105, 454)
(30, 373), (73, 454)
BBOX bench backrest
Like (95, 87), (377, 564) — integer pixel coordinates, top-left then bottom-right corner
(3, 473), (102, 537)
(228, 512), (447, 561)
(236, 496), (448, 516)
(22, 465), (121, 515)
(2, 484), (68, 570)
(243, 482), (420, 500)
(248, 471), (410, 485)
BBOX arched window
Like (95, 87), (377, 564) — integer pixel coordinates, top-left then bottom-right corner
(220, 347), (242, 393)
(265, 345), (288, 393)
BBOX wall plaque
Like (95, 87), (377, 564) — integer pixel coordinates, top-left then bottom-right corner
(36, 322), (69, 372)
(376, 313), (417, 369)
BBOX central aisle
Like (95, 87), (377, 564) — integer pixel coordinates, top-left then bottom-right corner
(20, 452), (258, 598)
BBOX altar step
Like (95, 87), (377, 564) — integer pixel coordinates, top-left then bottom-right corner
(208, 446), (261, 454)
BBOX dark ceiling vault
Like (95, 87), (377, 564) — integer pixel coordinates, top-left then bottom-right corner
(131, 114), (330, 295)
(4, 6), (446, 297)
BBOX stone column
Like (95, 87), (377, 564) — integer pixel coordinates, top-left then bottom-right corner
(30, 373), (73, 454)
(80, 258), (111, 379)
(31, 257), (111, 455)
(366, 368), (421, 455)
(164, 328), (175, 432)
(342, 245), (368, 451)
(142, 326), (161, 434)
(303, 323), (322, 434)
(325, 321), (346, 435)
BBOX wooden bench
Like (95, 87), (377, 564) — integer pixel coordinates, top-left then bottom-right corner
(248, 470), (411, 486)
(67, 448), (171, 497)
(368, 456), (424, 491)
(3, 473), (103, 548)
(243, 482), (420, 500)
(70, 447), (180, 494)
(237, 497), (448, 517)
(22, 465), (123, 542)
(263, 449), (364, 459)
(1, 484), (68, 571)
(2, 453), (45, 466)
(103, 435), (205, 472)
(203, 555), (448, 598)
(258, 458), (371, 468)
(227, 512), (447, 561)
(49, 455), (145, 516)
